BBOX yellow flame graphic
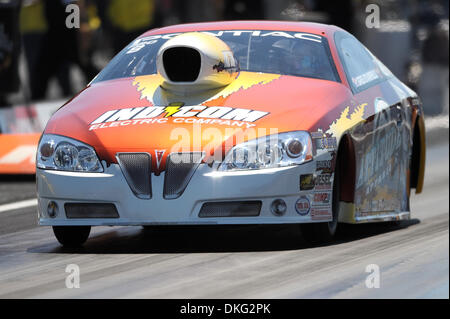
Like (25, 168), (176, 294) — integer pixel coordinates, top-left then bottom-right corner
(132, 72), (280, 105)
(133, 74), (163, 104)
(205, 72), (280, 102)
(326, 103), (367, 139)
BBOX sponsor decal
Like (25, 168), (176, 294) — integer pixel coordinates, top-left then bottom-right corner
(155, 150), (165, 170)
(127, 31), (323, 55)
(316, 160), (332, 173)
(212, 50), (237, 74)
(213, 61), (226, 72)
(311, 132), (337, 150)
(354, 95), (407, 214)
(351, 69), (380, 88)
(313, 191), (331, 206)
(315, 173), (332, 190)
(126, 38), (159, 54)
(89, 104), (269, 130)
(314, 137), (337, 150)
(356, 126), (402, 190)
(300, 174), (315, 191)
(311, 208), (332, 221)
(295, 196), (310, 216)
(310, 132), (325, 139)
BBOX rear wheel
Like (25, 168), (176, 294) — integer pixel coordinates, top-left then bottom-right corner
(53, 226), (91, 247)
(300, 156), (341, 243)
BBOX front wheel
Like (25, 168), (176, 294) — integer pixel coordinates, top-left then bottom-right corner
(299, 215), (338, 243)
(53, 226), (91, 247)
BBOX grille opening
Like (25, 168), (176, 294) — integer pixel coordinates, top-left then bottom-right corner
(199, 201), (262, 218)
(65, 203), (119, 219)
(163, 47), (201, 82)
(164, 152), (203, 199)
(117, 153), (152, 199)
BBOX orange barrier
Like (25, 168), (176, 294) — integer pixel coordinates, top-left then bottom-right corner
(0, 100), (64, 174)
(0, 134), (41, 174)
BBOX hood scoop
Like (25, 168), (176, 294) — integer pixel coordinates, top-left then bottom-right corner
(163, 47), (201, 82)
(156, 32), (239, 94)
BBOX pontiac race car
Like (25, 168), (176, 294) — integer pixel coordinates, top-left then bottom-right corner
(35, 21), (426, 246)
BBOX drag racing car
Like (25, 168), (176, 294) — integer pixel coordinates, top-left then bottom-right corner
(35, 21), (426, 246)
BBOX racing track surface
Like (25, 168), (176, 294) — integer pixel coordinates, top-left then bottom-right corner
(0, 134), (448, 298)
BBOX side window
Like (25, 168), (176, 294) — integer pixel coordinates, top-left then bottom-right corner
(367, 49), (394, 79)
(335, 32), (384, 93)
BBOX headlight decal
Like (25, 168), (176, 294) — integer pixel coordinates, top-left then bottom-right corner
(37, 134), (103, 173)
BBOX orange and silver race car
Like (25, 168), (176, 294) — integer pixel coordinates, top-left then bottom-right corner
(33, 21), (425, 246)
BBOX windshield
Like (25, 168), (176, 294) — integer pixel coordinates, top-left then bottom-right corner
(93, 30), (339, 83)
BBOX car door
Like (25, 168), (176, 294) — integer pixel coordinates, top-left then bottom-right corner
(334, 32), (407, 219)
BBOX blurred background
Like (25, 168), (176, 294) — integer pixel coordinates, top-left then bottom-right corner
(0, 0), (448, 117)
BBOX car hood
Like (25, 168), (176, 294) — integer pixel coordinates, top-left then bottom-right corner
(44, 72), (352, 172)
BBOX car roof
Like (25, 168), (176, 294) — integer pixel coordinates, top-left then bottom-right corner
(141, 20), (345, 38)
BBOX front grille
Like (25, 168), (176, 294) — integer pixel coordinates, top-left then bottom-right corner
(198, 201), (262, 218)
(163, 152), (203, 199)
(117, 153), (152, 199)
(65, 203), (119, 218)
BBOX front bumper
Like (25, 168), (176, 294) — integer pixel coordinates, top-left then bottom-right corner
(37, 159), (333, 226)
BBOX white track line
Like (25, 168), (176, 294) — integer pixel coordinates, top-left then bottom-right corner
(0, 199), (38, 214)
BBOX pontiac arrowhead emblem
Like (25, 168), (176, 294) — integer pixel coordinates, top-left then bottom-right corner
(155, 150), (166, 170)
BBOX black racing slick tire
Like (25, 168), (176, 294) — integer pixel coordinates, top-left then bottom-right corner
(300, 157), (341, 244)
(53, 226), (91, 247)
